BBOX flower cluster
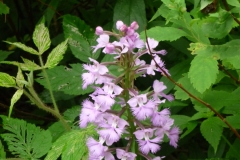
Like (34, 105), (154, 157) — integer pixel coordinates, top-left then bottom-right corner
(80, 20), (180, 160)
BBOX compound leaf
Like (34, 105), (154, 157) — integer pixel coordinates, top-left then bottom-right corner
(1, 116), (52, 159)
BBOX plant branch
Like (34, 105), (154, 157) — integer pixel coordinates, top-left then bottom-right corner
(38, 56), (59, 113)
(218, 62), (240, 84)
(222, 0), (240, 25)
(23, 88), (71, 131)
(144, 30), (240, 139)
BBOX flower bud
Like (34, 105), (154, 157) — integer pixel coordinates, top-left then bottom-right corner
(130, 21), (139, 30)
(95, 26), (103, 35)
(116, 20), (124, 30)
(104, 43), (115, 53)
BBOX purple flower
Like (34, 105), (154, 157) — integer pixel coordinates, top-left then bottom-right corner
(116, 149), (137, 160)
(90, 95), (115, 109)
(153, 80), (174, 102)
(134, 128), (162, 154)
(130, 21), (139, 30)
(127, 94), (148, 108)
(82, 58), (110, 89)
(167, 126), (180, 148)
(87, 137), (108, 157)
(146, 38), (167, 55)
(98, 114), (129, 145)
(131, 100), (156, 120)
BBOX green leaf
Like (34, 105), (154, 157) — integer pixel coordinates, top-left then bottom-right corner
(45, 39), (68, 68)
(188, 54), (218, 93)
(200, 117), (223, 153)
(45, 125), (97, 160)
(226, 0), (240, 7)
(0, 72), (16, 88)
(171, 115), (190, 131)
(193, 90), (240, 111)
(16, 67), (25, 88)
(113, 0), (147, 32)
(201, 9), (233, 39)
(174, 73), (202, 100)
(9, 89), (23, 117)
(43, 0), (60, 27)
(0, 50), (13, 61)
(0, 2), (9, 15)
(180, 121), (198, 139)
(226, 139), (240, 159)
(224, 56), (240, 69)
(188, 40), (240, 59)
(21, 57), (41, 70)
(200, 0), (213, 10)
(63, 15), (100, 62)
(36, 64), (93, 95)
(141, 26), (187, 42)
(225, 115), (240, 129)
(33, 22), (51, 55)
(0, 140), (6, 159)
(5, 41), (39, 55)
(1, 60), (41, 71)
(48, 122), (66, 142)
(63, 105), (80, 123)
(1, 116), (52, 159)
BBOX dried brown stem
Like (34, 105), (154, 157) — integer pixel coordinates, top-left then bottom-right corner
(144, 30), (240, 139)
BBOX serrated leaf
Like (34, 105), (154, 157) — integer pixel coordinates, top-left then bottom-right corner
(188, 54), (218, 93)
(141, 26), (187, 42)
(63, 106), (80, 123)
(0, 50), (13, 61)
(0, 2), (9, 15)
(0, 72), (16, 88)
(45, 125), (97, 160)
(180, 121), (198, 139)
(171, 115), (190, 130)
(193, 90), (240, 111)
(225, 115), (240, 129)
(200, 117), (223, 153)
(224, 56), (240, 69)
(188, 40), (240, 59)
(36, 64), (93, 95)
(21, 57), (41, 70)
(48, 122), (66, 142)
(33, 22), (51, 54)
(1, 60), (41, 71)
(9, 89), (23, 117)
(174, 73), (202, 100)
(16, 67), (25, 88)
(63, 15), (100, 62)
(45, 39), (68, 68)
(1, 116), (52, 159)
(201, 9), (233, 39)
(5, 42), (39, 55)
(113, 0), (147, 32)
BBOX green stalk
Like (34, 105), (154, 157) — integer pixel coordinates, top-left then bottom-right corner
(38, 55), (59, 113)
(123, 52), (138, 154)
(24, 88), (71, 131)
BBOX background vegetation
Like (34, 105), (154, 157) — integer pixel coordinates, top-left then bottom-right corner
(0, 0), (240, 159)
